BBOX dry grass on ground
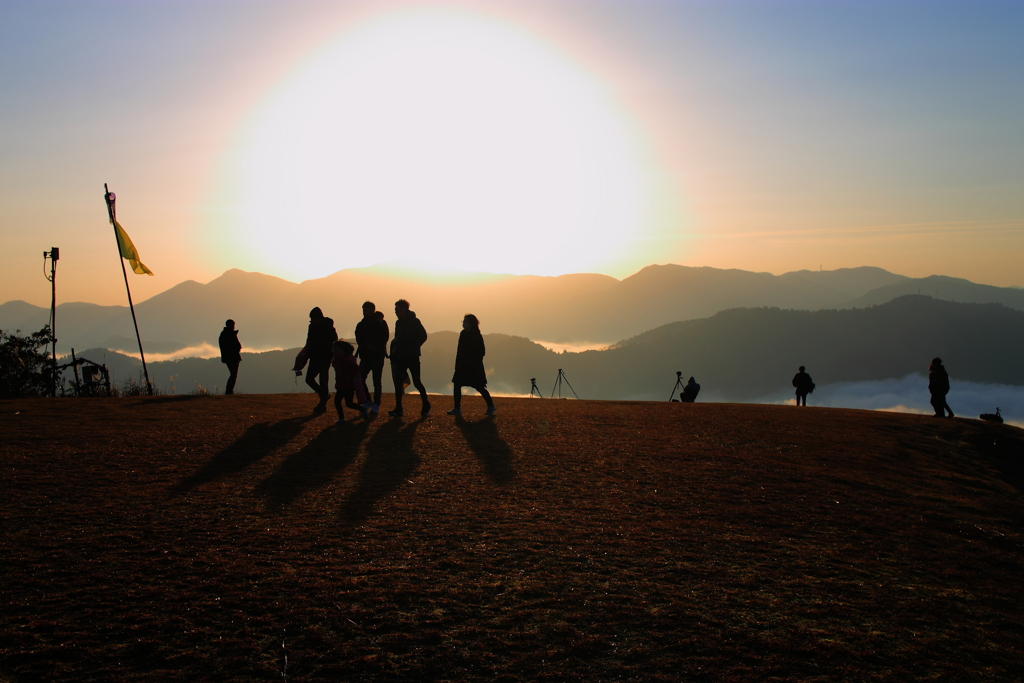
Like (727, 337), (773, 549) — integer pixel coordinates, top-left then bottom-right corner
(2, 394), (1023, 682)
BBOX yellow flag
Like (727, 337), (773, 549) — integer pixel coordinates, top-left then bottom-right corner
(114, 220), (154, 275)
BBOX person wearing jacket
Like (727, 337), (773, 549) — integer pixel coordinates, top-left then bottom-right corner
(792, 366), (813, 406)
(447, 314), (495, 416)
(218, 319), (242, 395)
(305, 307), (338, 413)
(388, 299), (430, 417)
(928, 357), (954, 418)
(355, 301), (389, 413)
(331, 340), (372, 423)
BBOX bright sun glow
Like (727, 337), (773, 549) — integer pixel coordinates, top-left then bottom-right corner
(218, 8), (657, 280)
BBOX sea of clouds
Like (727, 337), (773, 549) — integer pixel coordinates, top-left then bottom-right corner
(753, 373), (1024, 428)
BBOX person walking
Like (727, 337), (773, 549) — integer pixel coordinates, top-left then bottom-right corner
(218, 319), (242, 395)
(447, 314), (495, 416)
(355, 301), (389, 413)
(304, 307), (338, 413)
(332, 340), (372, 423)
(388, 299), (430, 417)
(792, 366), (814, 406)
(928, 357), (954, 418)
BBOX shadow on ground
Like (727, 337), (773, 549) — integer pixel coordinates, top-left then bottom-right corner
(456, 415), (515, 485)
(135, 395), (208, 406)
(257, 420), (370, 510)
(340, 416), (424, 523)
(172, 415), (314, 494)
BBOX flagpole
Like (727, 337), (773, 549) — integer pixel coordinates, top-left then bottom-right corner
(104, 183), (153, 396)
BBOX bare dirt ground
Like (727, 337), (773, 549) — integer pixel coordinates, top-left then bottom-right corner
(2, 394), (1023, 682)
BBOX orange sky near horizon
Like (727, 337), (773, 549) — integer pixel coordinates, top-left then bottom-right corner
(2, 1), (1023, 309)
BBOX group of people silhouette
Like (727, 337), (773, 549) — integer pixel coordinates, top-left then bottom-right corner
(217, 307), (956, 419)
(219, 299), (494, 423)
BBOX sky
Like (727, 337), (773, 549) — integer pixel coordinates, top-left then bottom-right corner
(2, 0), (1023, 308)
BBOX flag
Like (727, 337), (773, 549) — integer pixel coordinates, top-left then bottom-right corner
(114, 220), (154, 275)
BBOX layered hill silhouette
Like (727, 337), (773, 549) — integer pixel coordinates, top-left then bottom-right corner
(69, 296), (1024, 401)
(9, 262), (1019, 355)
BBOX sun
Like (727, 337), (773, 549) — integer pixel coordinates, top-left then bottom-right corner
(217, 7), (658, 280)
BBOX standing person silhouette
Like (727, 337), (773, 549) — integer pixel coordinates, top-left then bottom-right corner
(388, 299), (430, 417)
(792, 366), (813, 406)
(304, 307), (338, 413)
(218, 319), (242, 395)
(447, 314), (495, 416)
(355, 301), (389, 414)
(928, 357), (954, 418)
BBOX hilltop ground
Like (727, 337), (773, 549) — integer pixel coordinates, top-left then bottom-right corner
(1, 395), (1022, 682)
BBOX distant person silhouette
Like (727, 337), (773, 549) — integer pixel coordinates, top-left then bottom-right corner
(304, 307), (338, 413)
(928, 357), (954, 418)
(355, 301), (389, 414)
(679, 376), (700, 403)
(218, 319), (242, 395)
(792, 366), (814, 406)
(447, 314), (496, 416)
(389, 299), (430, 417)
(331, 340), (372, 423)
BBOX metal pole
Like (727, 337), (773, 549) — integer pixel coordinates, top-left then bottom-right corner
(104, 184), (153, 396)
(50, 253), (56, 395)
(43, 248), (59, 396)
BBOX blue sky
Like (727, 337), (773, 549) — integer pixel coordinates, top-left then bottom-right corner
(2, 0), (1022, 306)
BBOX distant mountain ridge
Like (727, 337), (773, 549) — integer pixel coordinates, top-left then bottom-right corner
(68, 296), (1024, 402)
(3, 263), (1021, 356)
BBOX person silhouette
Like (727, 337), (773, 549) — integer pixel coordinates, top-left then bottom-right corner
(679, 376), (700, 403)
(304, 307), (338, 413)
(447, 314), (495, 416)
(332, 340), (372, 423)
(388, 299), (430, 417)
(218, 319), (242, 395)
(355, 301), (389, 414)
(792, 366), (813, 406)
(928, 357), (954, 418)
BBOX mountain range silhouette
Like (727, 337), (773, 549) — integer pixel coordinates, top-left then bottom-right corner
(4, 263), (1023, 355)
(47, 295), (1024, 402)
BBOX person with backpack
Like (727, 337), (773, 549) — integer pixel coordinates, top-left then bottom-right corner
(389, 299), (430, 417)
(792, 366), (814, 406)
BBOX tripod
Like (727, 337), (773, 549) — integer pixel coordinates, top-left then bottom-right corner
(529, 378), (542, 398)
(669, 371), (685, 402)
(550, 368), (579, 399)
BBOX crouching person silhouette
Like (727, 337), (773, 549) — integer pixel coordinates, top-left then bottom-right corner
(389, 299), (430, 417)
(679, 376), (700, 403)
(447, 314), (496, 416)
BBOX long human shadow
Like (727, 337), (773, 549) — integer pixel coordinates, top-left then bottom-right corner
(172, 415), (314, 494)
(339, 417), (424, 523)
(456, 415), (515, 485)
(257, 421), (370, 511)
